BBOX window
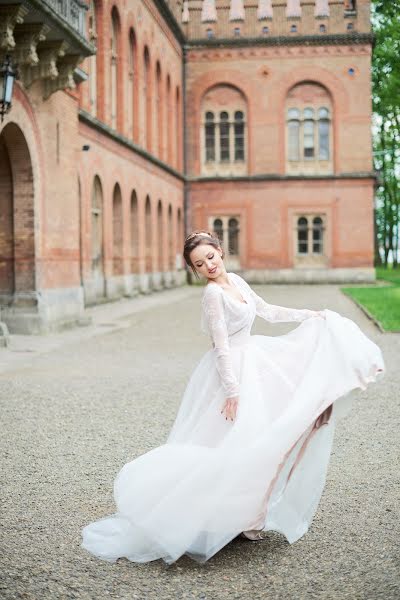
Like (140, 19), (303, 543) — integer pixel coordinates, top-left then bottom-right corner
(287, 106), (331, 164)
(203, 110), (246, 165)
(296, 216), (325, 255)
(312, 217), (324, 253)
(228, 218), (239, 255)
(234, 27), (241, 37)
(347, 22), (354, 30)
(262, 26), (269, 35)
(290, 24), (297, 33)
(206, 28), (214, 39)
(297, 217), (308, 254)
(234, 111), (245, 161)
(213, 218), (224, 244)
(288, 108), (300, 161)
(110, 8), (119, 130)
(212, 216), (240, 256)
(219, 112), (230, 162)
(201, 85), (247, 175)
(318, 108), (330, 160)
(303, 108), (315, 159)
(128, 29), (137, 140)
(205, 112), (215, 161)
(319, 24), (326, 33)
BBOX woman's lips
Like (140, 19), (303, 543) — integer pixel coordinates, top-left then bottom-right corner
(208, 267), (217, 274)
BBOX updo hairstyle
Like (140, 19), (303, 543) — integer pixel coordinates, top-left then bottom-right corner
(183, 230), (225, 280)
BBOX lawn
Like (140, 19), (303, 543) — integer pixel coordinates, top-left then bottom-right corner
(341, 267), (400, 332)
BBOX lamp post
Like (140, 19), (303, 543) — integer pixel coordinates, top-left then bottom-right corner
(0, 55), (17, 123)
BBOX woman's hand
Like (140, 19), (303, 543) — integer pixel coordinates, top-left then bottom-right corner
(221, 396), (239, 422)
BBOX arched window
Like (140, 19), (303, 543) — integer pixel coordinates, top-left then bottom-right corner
(201, 85), (247, 174)
(128, 29), (136, 140)
(166, 75), (172, 163)
(175, 86), (180, 169)
(110, 8), (119, 130)
(220, 111), (230, 162)
(130, 191), (139, 273)
(112, 184), (123, 275)
(318, 107), (330, 160)
(228, 217), (239, 255)
(145, 196), (152, 272)
(143, 47), (151, 151)
(213, 218), (223, 243)
(312, 216), (324, 253)
(234, 111), (244, 161)
(286, 83), (333, 173)
(157, 200), (163, 271)
(156, 63), (162, 158)
(205, 111), (215, 161)
(88, 1), (97, 117)
(303, 108), (315, 158)
(297, 217), (308, 254)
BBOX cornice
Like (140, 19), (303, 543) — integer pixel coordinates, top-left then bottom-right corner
(79, 110), (185, 182)
(185, 32), (374, 50)
(188, 172), (377, 183)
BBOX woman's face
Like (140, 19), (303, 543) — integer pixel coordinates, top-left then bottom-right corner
(189, 243), (225, 280)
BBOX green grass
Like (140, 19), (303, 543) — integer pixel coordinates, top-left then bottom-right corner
(341, 266), (400, 332)
(376, 266), (400, 285)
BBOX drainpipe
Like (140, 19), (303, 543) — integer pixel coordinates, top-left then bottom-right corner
(182, 44), (192, 285)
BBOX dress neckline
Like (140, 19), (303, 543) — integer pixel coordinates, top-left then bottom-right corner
(207, 273), (248, 305)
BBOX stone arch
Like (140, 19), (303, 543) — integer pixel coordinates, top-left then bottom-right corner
(91, 175), (105, 297)
(112, 183), (123, 275)
(130, 190), (139, 273)
(167, 203), (173, 270)
(0, 123), (35, 296)
(144, 195), (152, 272)
(189, 71), (252, 174)
(157, 199), (163, 272)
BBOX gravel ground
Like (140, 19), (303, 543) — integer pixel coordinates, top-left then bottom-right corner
(0, 283), (399, 600)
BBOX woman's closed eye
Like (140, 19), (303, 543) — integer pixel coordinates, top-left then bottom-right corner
(196, 254), (214, 267)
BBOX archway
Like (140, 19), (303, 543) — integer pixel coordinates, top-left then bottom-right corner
(91, 175), (105, 298)
(0, 123), (35, 299)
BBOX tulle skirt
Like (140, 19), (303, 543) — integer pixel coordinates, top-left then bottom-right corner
(81, 309), (384, 564)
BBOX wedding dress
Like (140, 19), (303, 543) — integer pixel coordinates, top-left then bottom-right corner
(81, 272), (385, 565)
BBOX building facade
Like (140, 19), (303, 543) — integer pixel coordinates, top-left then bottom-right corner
(0, 0), (374, 334)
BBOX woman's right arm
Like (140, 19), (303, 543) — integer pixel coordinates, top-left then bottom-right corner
(202, 286), (240, 400)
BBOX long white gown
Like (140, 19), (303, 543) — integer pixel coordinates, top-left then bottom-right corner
(81, 272), (385, 565)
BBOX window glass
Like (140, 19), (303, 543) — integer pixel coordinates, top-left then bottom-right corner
(220, 112), (230, 162)
(303, 120), (315, 158)
(297, 217), (308, 254)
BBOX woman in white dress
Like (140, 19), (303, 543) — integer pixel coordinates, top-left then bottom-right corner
(81, 230), (385, 565)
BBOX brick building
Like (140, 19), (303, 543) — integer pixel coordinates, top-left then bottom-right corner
(0, 0), (374, 333)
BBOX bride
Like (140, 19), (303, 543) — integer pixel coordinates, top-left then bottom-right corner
(81, 230), (385, 565)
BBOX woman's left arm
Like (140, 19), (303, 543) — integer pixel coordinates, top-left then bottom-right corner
(236, 275), (324, 323)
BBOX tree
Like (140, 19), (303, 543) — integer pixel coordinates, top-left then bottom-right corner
(372, 1), (400, 267)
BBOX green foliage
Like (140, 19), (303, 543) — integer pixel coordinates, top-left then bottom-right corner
(371, 1), (400, 267)
(341, 266), (400, 332)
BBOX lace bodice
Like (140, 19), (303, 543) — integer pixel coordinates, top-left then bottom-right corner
(201, 272), (317, 399)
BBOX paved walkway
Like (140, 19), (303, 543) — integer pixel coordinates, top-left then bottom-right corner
(1, 283), (398, 600)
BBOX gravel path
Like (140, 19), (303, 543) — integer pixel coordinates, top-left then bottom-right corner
(1, 284), (399, 600)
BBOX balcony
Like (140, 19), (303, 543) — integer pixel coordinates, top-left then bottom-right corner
(0, 0), (94, 98)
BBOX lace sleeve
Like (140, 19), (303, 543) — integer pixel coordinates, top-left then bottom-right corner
(233, 274), (317, 323)
(201, 287), (240, 399)
(251, 290), (317, 322)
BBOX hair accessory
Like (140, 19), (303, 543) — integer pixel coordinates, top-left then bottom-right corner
(184, 230), (213, 242)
